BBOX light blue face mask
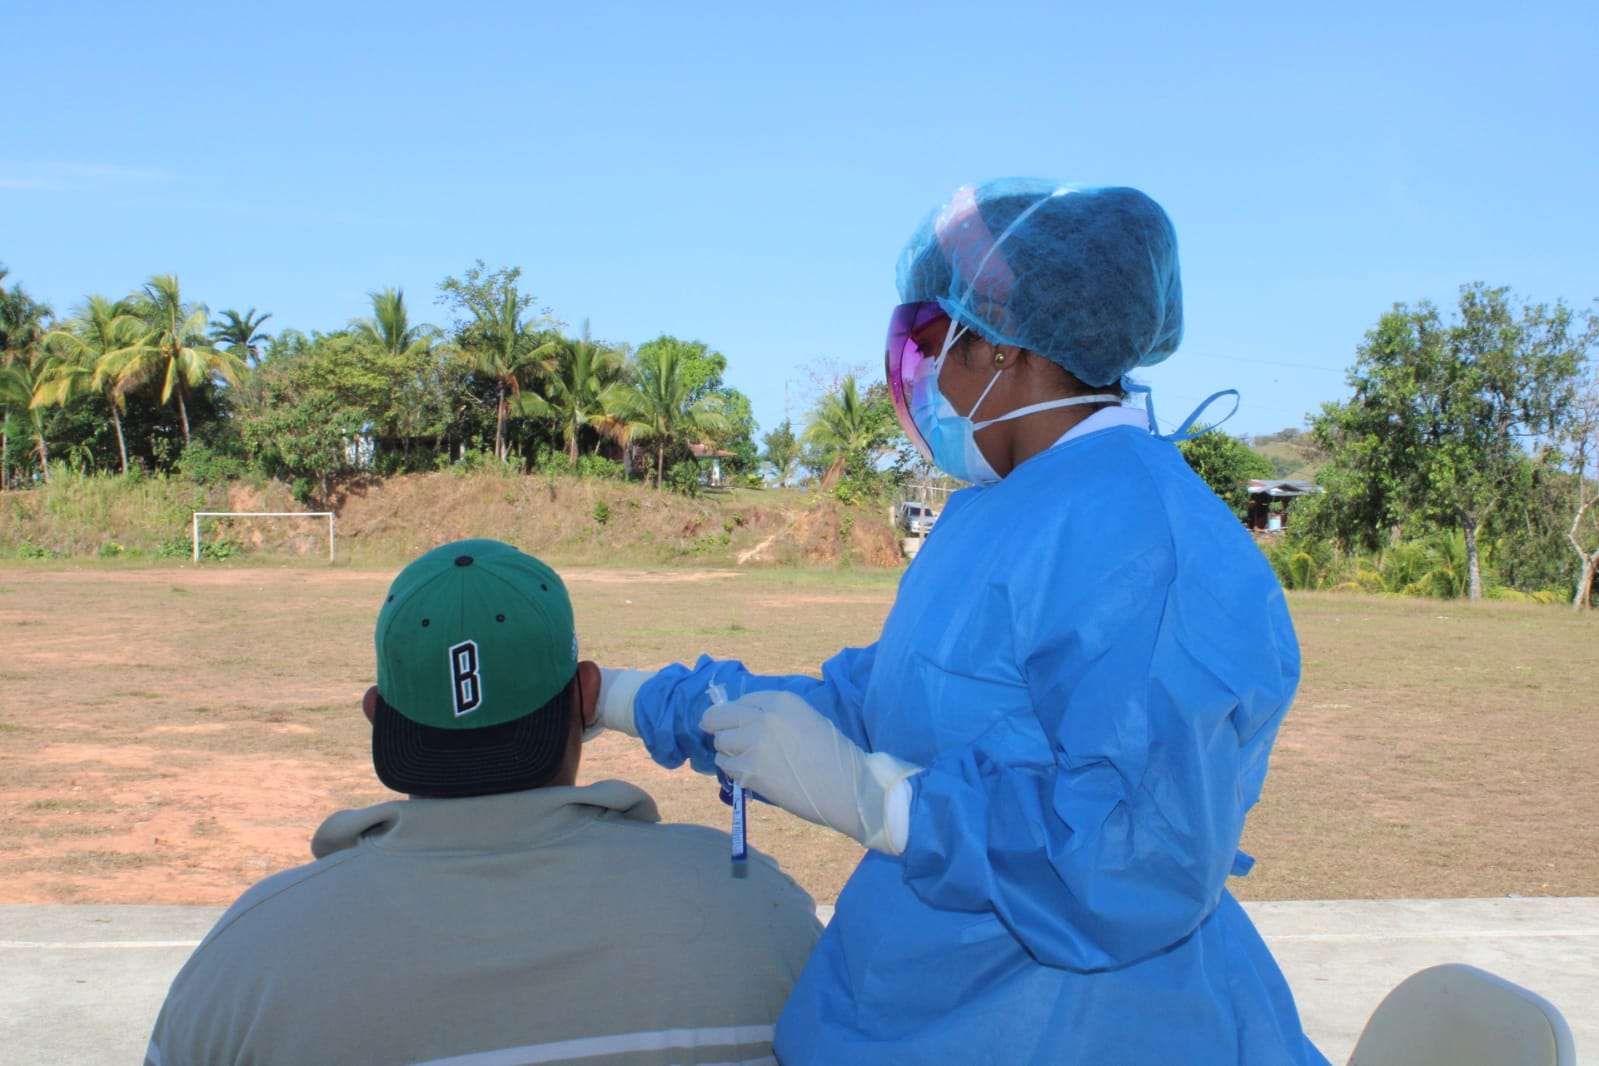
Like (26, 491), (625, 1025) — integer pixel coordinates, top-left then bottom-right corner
(909, 324), (1123, 485)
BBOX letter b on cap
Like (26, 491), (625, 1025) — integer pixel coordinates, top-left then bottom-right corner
(449, 640), (482, 717)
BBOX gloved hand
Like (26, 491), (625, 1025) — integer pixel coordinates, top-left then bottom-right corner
(594, 667), (653, 739)
(702, 690), (922, 855)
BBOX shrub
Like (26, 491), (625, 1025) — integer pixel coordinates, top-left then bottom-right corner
(450, 449), (513, 478)
(575, 454), (625, 481)
(159, 536), (239, 561)
(593, 500), (610, 526)
(665, 460), (702, 497)
(176, 443), (249, 486)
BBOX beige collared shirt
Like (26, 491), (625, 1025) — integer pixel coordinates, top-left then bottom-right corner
(146, 780), (821, 1066)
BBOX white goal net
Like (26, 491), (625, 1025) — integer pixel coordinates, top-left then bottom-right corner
(191, 511), (336, 562)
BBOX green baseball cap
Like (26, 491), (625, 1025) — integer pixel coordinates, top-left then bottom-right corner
(372, 539), (579, 797)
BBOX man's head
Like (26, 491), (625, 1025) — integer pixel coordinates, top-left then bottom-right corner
(363, 539), (599, 797)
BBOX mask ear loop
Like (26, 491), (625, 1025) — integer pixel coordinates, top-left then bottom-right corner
(1121, 379), (1241, 442)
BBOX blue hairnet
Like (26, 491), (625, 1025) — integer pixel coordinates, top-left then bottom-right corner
(896, 178), (1183, 388)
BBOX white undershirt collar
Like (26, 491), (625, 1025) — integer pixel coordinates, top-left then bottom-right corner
(1050, 403), (1150, 449)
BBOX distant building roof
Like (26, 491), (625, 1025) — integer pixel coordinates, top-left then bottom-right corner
(1247, 479), (1322, 498)
(689, 443), (736, 460)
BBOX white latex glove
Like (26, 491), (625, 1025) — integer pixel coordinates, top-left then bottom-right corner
(702, 690), (921, 855)
(594, 668), (652, 739)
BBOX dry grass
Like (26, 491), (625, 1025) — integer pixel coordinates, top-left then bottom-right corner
(0, 563), (1593, 905)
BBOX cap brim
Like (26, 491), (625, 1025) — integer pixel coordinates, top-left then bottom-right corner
(371, 689), (571, 798)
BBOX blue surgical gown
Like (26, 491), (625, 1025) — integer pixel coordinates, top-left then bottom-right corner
(634, 424), (1329, 1065)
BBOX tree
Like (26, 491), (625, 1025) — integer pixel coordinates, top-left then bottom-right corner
(136, 274), (246, 446)
(632, 336), (758, 473)
(0, 266), (53, 363)
(438, 262), (557, 462)
(209, 308), (273, 366)
(353, 288), (439, 359)
(347, 288), (456, 464)
(1178, 429), (1274, 519)
(515, 320), (631, 463)
(626, 340), (730, 488)
(1560, 370), (1599, 608)
(235, 332), (391, 501)
(0, 351), (53, 481)
(761, 419), (800, 486)
(0, 275), (54, 486)
(1309, 284), (1593, 599)
(802, 376), (895, 487)
(37, 296), (156, 475)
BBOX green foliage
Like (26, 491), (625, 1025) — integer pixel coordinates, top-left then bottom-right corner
(1178, 429), (1274, 518)
(135, 274), (246, 445)
(209, 307), (273, 366)
(176, 441), (250, 485)
(626, 337), (757, 474)
(450, 448), (513, 477)
(438, 261), (558, 463)
(592, 500), (610, 526)
(803, 377), (899, 502)
(576, 454), (625, 480)
(533, 450), (626, 480)
(1309, 284), (1597, 598)
(234, 333), (375, 501)
(665, 459), (702, 496)
(761, 418), (800, 486)
(514, 321), (632, 463)
(627, 338), (732, 489)
(1260, 534), (1343, 591)
(1259, 528), (1535, 601)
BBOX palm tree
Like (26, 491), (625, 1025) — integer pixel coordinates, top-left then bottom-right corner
(0, 279), (53, 487)
(136, 274), (246, 446)
(0, 351), (53, 482)
(761, 419), (801, 487)
(353, 288), (450, 462)
(439, 264), (560, 463)
(804, 376), (879, 485)
(209, 307), (273, 366)
(353, 288), (441, 359)
(626, 341), (730, 489)
(515, 321), (631, 463)
(470, 298), (557, 464)
(37, 296), (155, 475)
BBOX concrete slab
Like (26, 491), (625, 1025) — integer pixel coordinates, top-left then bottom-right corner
(3, 899), (1593, 1065)
(1252, 898), (1597, 1063)
(1, 906), (223, 1066)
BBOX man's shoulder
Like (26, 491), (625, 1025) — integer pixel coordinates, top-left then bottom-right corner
(584, 814), (821, 928)
(190, 844), (365, 957)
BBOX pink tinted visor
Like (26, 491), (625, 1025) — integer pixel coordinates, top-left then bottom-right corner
(885, 301), (949, 463)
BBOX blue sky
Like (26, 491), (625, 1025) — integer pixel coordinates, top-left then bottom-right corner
(5, 1), (1596, 439)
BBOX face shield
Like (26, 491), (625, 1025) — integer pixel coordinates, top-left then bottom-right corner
(884, 300), (950, 464)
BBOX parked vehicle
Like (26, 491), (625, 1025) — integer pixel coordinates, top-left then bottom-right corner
(898, 502), (938, 535)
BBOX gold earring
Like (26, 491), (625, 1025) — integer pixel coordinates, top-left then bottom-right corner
(994, 350), (1007, 367)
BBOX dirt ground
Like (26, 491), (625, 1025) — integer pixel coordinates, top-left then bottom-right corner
(0, 562), (1594, 905)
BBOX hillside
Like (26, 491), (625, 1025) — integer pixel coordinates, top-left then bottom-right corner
(1249, 429), (1323, 481)
(0, 471), (905, 569)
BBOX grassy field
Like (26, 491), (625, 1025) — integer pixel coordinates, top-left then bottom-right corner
(0, 560), (1594, 905)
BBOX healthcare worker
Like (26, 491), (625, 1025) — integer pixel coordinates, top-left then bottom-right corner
(594, 179), (1328, 1065)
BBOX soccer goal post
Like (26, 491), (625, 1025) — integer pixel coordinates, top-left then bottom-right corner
(191, 511), (336, 562)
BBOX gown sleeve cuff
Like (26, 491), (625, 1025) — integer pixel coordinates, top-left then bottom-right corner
(598, 668), (652, 737)
(883, 777), (913, 855)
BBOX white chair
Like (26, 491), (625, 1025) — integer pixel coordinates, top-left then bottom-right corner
(1348, 963), (1576, 1066)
